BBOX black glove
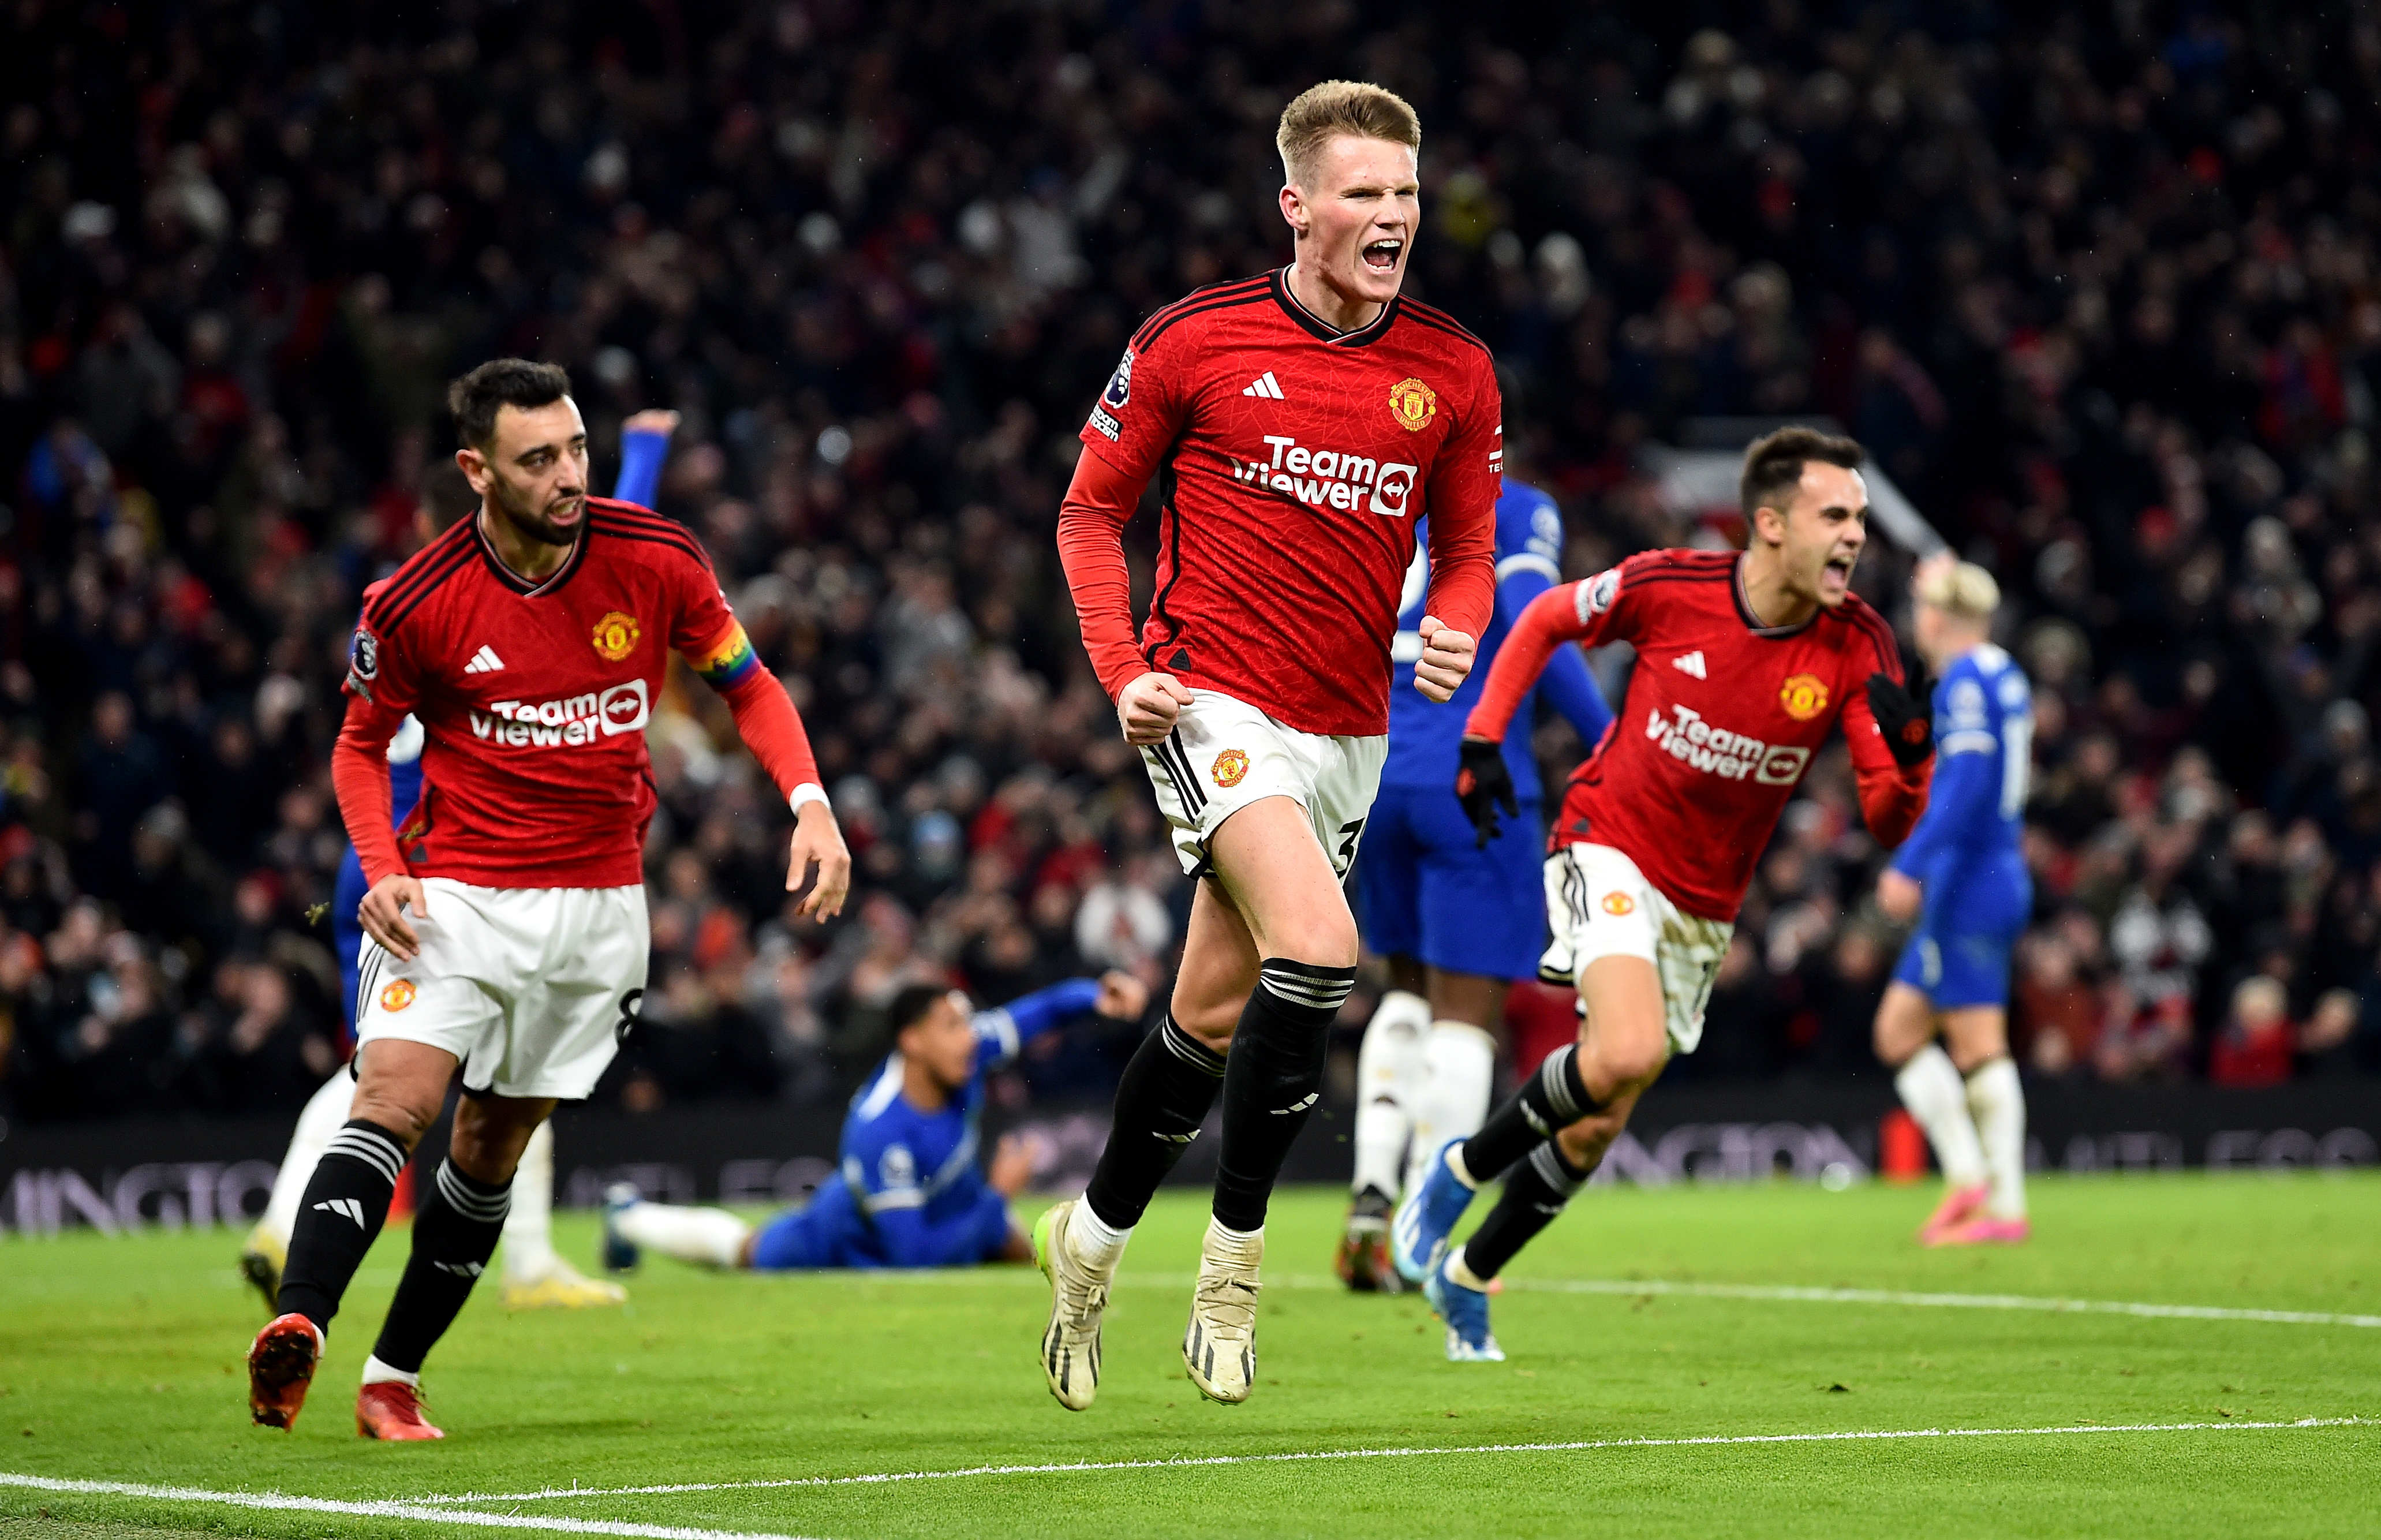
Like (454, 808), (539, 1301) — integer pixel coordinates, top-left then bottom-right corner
(1455, 737), (1520, 849)
(1866, 671), (1935, 770)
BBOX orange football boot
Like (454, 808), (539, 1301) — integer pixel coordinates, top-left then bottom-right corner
(247, 1313), (323, 1429)
(1916, 1181), (1989, 1244)
(356, 1380), (445, 1440)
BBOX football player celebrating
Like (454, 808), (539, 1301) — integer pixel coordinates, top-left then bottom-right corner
(245, 362), (849, 1440)
(1044, 80), (1497, 1407)
(600, 973), (1147, 1274)
(1395, 427), (1935, 1360)
(1339, 440), (1612, 1291)
(238, 410), (682, 1318)
(1872, 556), (2034, 1246)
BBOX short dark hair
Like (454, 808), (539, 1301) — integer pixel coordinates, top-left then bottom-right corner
(447, 358), (571, 450)
(419, 461), (479, 531)
(887, 982), (955, 1040)
(1739, 425), (1864, 521)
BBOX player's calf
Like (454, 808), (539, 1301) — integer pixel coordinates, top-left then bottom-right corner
(365, 1157), (512, 1393)
(1210, 959), (1355, 1232)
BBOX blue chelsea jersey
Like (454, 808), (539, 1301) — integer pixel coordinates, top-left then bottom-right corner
(1383, 478), (1610, 798)
(814, 978), (1101, 1269)
(1889, 643), (2033, 899)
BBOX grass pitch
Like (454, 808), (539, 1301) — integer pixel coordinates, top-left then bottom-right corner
(0, 1174), (2373, 1539)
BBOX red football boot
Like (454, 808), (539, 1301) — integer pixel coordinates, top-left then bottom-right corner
(247, 1313), (323, 1430)
(356, 1380), (445, 1441)
(1916, 1181), (1989, 1244)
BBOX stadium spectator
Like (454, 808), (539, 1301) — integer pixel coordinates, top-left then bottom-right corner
(2, 3), (2378, 1124)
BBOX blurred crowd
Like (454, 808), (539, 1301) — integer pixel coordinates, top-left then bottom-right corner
(1, 1), (2376, 1124)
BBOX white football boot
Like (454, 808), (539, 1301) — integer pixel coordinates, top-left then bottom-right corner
(1183, 1216), (1262, 1403)
(1034, 1199), (1113, 1411)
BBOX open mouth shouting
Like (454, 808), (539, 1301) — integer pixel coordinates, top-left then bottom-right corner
(1818, 552), (1856, 599)
(1362, 236), (1404, 272)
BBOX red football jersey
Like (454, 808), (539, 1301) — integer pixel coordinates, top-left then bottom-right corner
(342, 498), (764, 889)
(1078, 269), (1499, 738)
(1467, 548), (1930, 921)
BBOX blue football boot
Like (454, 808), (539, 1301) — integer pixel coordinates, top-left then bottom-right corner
(1424, 1250), (1505, 1362)
(1391, 1139), (1475, 1285)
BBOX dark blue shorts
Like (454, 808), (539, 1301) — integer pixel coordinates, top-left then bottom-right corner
(1892, 907), (2024, 1010)
(1356, 782), (1546, 982)
(749, 1188), (851, 1270)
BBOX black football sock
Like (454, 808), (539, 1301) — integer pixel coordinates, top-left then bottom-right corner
(1459, 1141), (1588, 1281)
(369, 1157), (511, 1374)
(1085, 1016), (1225, 1230)
(276, 1119), (410, 1332)
(1457, 1042), (1603, 1183)
(1210, 959), (1356, 1232)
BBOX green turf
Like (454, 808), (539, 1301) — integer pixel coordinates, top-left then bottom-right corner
(1, 1175), (2374, 1538)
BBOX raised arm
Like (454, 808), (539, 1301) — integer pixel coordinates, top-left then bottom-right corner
(611, 408), (679, 508)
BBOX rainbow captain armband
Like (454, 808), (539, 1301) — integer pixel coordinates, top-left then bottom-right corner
(692, 621), (761, 690)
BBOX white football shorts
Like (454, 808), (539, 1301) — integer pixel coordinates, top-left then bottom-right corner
(353, 879), (649, 1100)
(1540, 842), (1732, 1056)
(1139, 689), (1387, 880)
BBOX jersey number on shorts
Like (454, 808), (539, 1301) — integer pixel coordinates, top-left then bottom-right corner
(1334, 818), (1367, 876)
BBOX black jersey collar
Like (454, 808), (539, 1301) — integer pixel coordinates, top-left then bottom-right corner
(1270, 267), (1400, 347)
(1733, 552), (1819, 638)
(474, 509), (589, 597)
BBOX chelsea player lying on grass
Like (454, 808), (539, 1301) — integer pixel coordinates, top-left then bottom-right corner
(603, 973), (1149, 1270)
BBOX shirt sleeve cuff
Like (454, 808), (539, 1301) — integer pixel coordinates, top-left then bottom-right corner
(788, 783), (830, 814)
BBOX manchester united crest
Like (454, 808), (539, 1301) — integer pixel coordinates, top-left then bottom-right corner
(1388, 377), (1438, 432)
(1601, 891), (1636, 917)
(1779, 672), (1829, 721)
(380, 979), (418, 1013)
(592, 611), (642, 661)
(1212, 749), (1250, 788)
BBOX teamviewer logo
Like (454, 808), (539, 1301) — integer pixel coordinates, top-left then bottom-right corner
(599, 679), (651, 737)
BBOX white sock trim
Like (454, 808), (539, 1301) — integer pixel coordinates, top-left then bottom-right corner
(360, 1354), (418, 1388)
(1208, 1217), (1262, 1245)
(1069, 1202), (1130, 1266)
(1446, 1141), (1482, 1190)
(1446, 1244), (1490, 1292)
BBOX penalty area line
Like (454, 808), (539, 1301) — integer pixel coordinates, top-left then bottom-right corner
(0, 1470), (823, 1540)
(401, 1416), (2368, 1507)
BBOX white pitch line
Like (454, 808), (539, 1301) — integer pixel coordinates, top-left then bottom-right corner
(0, 1470), (823, 1540)
(1500, 1277), (2381, 1329)
(836, 1266), (2381, 1329)
(402, 1416), (2368, 1507)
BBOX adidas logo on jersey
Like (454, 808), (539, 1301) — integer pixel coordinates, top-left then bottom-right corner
(1673, 651), (1707, 679)
(464, 645), (504, 674)
(1241, 370), (1285, 399)
(313, 1198), (366, 1228)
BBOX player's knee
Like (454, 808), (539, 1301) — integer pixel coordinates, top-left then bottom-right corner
(1168, 996), (1240, 1050)
(448, 1102), (545, 1184)
(1583, 1031), (1666, 1096)
(1266, 911), (1358, 971)
(345, 1084), (440, 1147)
(1554, 1114), (1622, 1170)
